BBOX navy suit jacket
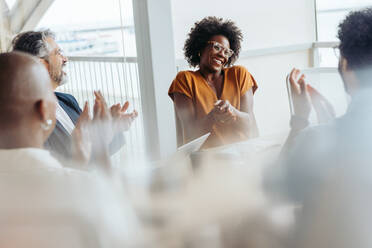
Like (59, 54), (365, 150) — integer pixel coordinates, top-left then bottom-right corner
(44, 92), (125, 161)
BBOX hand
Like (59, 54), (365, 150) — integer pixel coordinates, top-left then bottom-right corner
(288, 68), (311, 120)
(71, 102), (92, 165)
(212, 100), (237, 125)
(307, 85), (336, 124)
(93, 91), (114, 145)
(110, 101), (138, 133)
(71, 92), (113, 169)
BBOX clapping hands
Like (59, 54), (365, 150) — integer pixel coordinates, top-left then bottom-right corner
(210, 99), (237, 125)
(71, 91), (115, 167)
(110, 101), (138, 133)
(289, 68), (336, 124)
(71, 91), (138, 167)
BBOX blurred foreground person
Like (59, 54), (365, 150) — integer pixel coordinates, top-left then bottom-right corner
(169, 17), (258, 148)
(274, 8), (372, 248)
(281, 7), (372, 204)
(12, 30), (138, 162)
(0, 52), (142, 247)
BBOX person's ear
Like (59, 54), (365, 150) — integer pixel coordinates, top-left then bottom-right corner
(339, 57), (359, 94)
(35, 100), (46, 120)
(39, 58), (49, 68)
(340, 57), (349, 72)
(35, 100), (55, 132)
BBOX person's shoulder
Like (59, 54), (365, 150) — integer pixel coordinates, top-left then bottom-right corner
(55, 92), (77, 102)
(169, 70), (197, 99)
(174, 70), (198, 81)
(55, 92), (80, 107)
(226, 65), (251, 75)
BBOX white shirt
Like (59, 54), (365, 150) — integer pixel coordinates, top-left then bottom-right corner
(0, 148), (143, 248)
(0, 147), (64, 172)
(56, 103), (75, 134)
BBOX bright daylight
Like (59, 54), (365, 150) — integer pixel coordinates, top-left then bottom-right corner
(0, 0), (372, 247)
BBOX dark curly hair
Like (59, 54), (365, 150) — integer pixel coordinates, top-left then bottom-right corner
(184, 16), (242, 67)
(338, 8), (372, 75)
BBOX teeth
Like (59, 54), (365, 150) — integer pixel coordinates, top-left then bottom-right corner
(213, 58), (222, 64)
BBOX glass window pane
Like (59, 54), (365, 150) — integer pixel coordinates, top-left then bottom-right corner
(316, 0), (372, 41)
(317, 11), (349, 41)
(36, 0), (136, 57)
(4, 0), (16, 9)
(317, 0), (372, 10)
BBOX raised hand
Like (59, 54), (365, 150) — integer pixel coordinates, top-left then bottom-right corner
(71, 91), (114, 169)
(71, 102), (92, 165)
(288, 68), (312, 120)
(110, 101), (138, 133)
(92, 91), (114, 146)
(307, 85), (336, 124)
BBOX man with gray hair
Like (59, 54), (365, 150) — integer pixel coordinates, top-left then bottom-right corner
(12, 30), (137, 162)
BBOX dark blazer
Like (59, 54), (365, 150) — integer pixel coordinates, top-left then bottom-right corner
(44, 92), (125, 161)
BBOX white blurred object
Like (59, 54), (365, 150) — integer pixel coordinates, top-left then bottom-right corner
(0, 148), (144, 248)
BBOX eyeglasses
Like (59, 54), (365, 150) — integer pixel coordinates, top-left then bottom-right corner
(333, 45), (340, 59)
(55, 48), (65, 57)
(207, 41), (234, 58)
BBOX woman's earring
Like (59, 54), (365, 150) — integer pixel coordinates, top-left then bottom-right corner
(198, 52), (201, 57)
(41, 119), (53, 131)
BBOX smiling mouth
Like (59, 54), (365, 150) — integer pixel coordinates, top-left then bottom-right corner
(212, 58), (224, 65)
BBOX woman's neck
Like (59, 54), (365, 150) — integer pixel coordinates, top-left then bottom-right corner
(199, 66), (223, 82)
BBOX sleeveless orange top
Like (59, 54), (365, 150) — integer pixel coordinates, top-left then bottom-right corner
(169, 65), (258, 148)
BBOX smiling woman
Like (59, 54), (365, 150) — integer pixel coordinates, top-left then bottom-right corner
(169, 16), (259, 148)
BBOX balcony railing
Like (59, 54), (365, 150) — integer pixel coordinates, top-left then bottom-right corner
(58, 56), (145, 166)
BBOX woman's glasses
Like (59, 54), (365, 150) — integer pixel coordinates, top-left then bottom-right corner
(207, 41), (234, 58)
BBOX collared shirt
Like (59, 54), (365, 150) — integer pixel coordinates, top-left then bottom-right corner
(56, 103), (75, 135)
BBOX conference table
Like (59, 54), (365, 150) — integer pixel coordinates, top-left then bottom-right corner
(125, 132), (298, 247)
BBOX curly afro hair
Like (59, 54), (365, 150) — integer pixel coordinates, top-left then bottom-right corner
(184, 16), (243, 67)
(338, 8), (372, 71)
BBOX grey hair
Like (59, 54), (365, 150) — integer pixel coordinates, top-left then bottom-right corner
(11, 29), (56, 59)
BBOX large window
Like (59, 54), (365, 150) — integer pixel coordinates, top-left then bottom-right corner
(316, 0), (372, 66)
(36, 0), (144, 161)
(316, 0), (372, 41)
(37, 0), (136, 57)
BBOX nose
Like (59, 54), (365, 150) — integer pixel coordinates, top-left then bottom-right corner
(216, 50), (227, 62)
(62, 55), (68, 64)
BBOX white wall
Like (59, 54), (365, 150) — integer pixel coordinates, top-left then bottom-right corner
(171, 0), (316, 58)
(239, 51), (311, 136)
(171, 0), (317, 136)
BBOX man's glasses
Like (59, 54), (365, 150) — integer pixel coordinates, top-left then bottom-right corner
(207, 41), (234, 58)
(333, 45), (340, 59)
(55, 48), (65, 57)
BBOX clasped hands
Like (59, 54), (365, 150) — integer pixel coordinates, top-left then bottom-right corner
(71, 91), (138, 165)
(209, 99), (238, 125)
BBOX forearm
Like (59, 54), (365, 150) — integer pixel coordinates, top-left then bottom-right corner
(183, 114), (214, 143)
(280, 115), (309, 157)
(233, 110), (259, 138)
(109, 132), (125, 155)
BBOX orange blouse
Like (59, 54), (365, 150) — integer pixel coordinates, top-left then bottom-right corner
(169, 65), (258, 148)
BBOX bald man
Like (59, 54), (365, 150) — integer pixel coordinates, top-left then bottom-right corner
(0, 52), (57, 151)
(0, 52), (143, 247)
